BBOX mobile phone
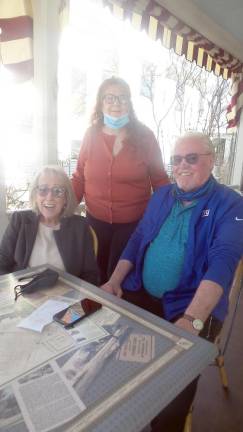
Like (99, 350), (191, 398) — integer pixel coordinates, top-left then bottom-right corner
(53, 298), (102, 328)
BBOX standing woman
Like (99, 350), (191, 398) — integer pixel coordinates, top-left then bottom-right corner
(72, 77), (169, 283)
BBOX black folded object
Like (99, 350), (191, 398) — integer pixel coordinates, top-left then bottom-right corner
(14, 268), (59, 301)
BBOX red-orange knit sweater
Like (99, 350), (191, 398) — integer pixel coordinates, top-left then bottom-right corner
(72, 126), (169, 223)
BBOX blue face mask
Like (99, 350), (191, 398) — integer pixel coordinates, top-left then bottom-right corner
(103, 113), (130, 129)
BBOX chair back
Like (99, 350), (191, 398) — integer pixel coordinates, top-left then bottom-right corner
(89, 226), (98, 257)
(215, 258), (243, 351)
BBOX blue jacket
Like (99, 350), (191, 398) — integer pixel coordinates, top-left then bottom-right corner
(121, 182), (243, 322)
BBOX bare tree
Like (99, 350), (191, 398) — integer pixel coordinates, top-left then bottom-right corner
(102, 49), (119, 79)
(141, 61), (177, 160)
(141, 52), (231, 169)
(165, 53), (230, 136)
(6, 184), (30, 211)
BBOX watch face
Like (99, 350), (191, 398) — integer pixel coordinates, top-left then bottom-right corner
(192, 319), (204, 331)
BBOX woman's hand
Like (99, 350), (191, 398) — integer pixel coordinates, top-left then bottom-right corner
(101, 281), (123, 298)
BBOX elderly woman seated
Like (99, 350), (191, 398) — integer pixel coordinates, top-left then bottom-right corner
(0, 165), (99, 285)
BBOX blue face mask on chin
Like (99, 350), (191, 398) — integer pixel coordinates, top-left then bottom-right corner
(103, 113), (130, 129)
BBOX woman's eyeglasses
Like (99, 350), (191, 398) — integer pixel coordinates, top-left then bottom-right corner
(171, 153), (212, 166)
(36, 185), (66, 198)
(103, 93), (128, 105)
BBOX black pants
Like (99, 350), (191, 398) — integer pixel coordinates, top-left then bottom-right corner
(86, 213), (138, 284)
(123, 289), (222, 432)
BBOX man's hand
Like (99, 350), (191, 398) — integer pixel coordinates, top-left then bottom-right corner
(101, 259), (133, 298)
(174, 317), (200, 336)
(101, 281), (123, 298)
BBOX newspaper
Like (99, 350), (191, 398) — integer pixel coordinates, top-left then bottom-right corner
(0, 362), (85, 432)
(0, 385), (28, 432)
(0, 316), (75, 387)
(0, 299), (121, 387)
(18, 282), (75, 308)
(0, 291), (15, 316)
(67, 317), (109, 345)
(60, 326), (130, 398)
(90, 306), (120, 326)
(0, 272), (204, 432)
(117, 333), (155, 363)
(0, 326), (131, 432)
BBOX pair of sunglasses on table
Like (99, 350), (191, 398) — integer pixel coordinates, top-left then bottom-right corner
(171, 152), (212, 166)
(36, 185), (66, 198)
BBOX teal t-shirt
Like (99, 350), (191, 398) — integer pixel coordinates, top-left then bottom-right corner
(142, 200), (196, 298)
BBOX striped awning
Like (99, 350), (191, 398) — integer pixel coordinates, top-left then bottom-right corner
(227, 73), (243, 132)
(103, 0), (243, 131)
(0, 0), (33, 81)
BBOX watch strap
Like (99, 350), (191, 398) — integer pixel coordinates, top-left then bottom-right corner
(182, 314), (204, 331)
(183, 314), (195, 322)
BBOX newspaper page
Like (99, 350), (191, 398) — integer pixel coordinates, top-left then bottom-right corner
(0, 291), (16, 317)
(57, 325), (131, 400)
(117, 333), (155, 363)
(12, 362), (85, 432)
(0, 317), (75, 386)
(17, 283), (76, 308)
(67, 317), (109, 345)
(0, 384), (28, 432)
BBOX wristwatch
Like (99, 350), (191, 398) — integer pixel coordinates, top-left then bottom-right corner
(182, 314), (204, 331)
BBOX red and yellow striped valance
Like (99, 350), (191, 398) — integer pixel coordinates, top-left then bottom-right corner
(0, 0), (33, 81)
(227, 72), (243, 132)
(103, 0), (243, 79)
(103, 0), (243, 131)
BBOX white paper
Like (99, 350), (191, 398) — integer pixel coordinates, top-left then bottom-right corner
(17, 300), (70, 332)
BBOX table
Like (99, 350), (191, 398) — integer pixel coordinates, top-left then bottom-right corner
(0, 266), (217, 432)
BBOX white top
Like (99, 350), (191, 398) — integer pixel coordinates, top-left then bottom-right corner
(28, 222), (65, 271)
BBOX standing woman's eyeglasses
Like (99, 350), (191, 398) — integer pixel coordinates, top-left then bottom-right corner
(103, 94), (129, 105)
(36, 185), (66, 198)
(171, 153), (212, 166)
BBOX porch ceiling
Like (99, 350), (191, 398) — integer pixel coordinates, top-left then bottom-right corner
(157, 0), (243, 63)
(192, 0), (243, 44)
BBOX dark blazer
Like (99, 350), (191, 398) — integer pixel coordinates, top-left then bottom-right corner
(0, 210), (99, 285)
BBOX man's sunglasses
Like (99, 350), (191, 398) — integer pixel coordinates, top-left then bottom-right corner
(36, 185), (66, 198)
(171, 153), (212, 166)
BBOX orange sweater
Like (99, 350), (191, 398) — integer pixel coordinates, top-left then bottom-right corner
(72, 126), (169, 223)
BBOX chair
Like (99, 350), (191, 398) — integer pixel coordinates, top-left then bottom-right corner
(183, 258), (243, 432)
(214, 258), (243, 390)
(89, 226), (98, 257)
